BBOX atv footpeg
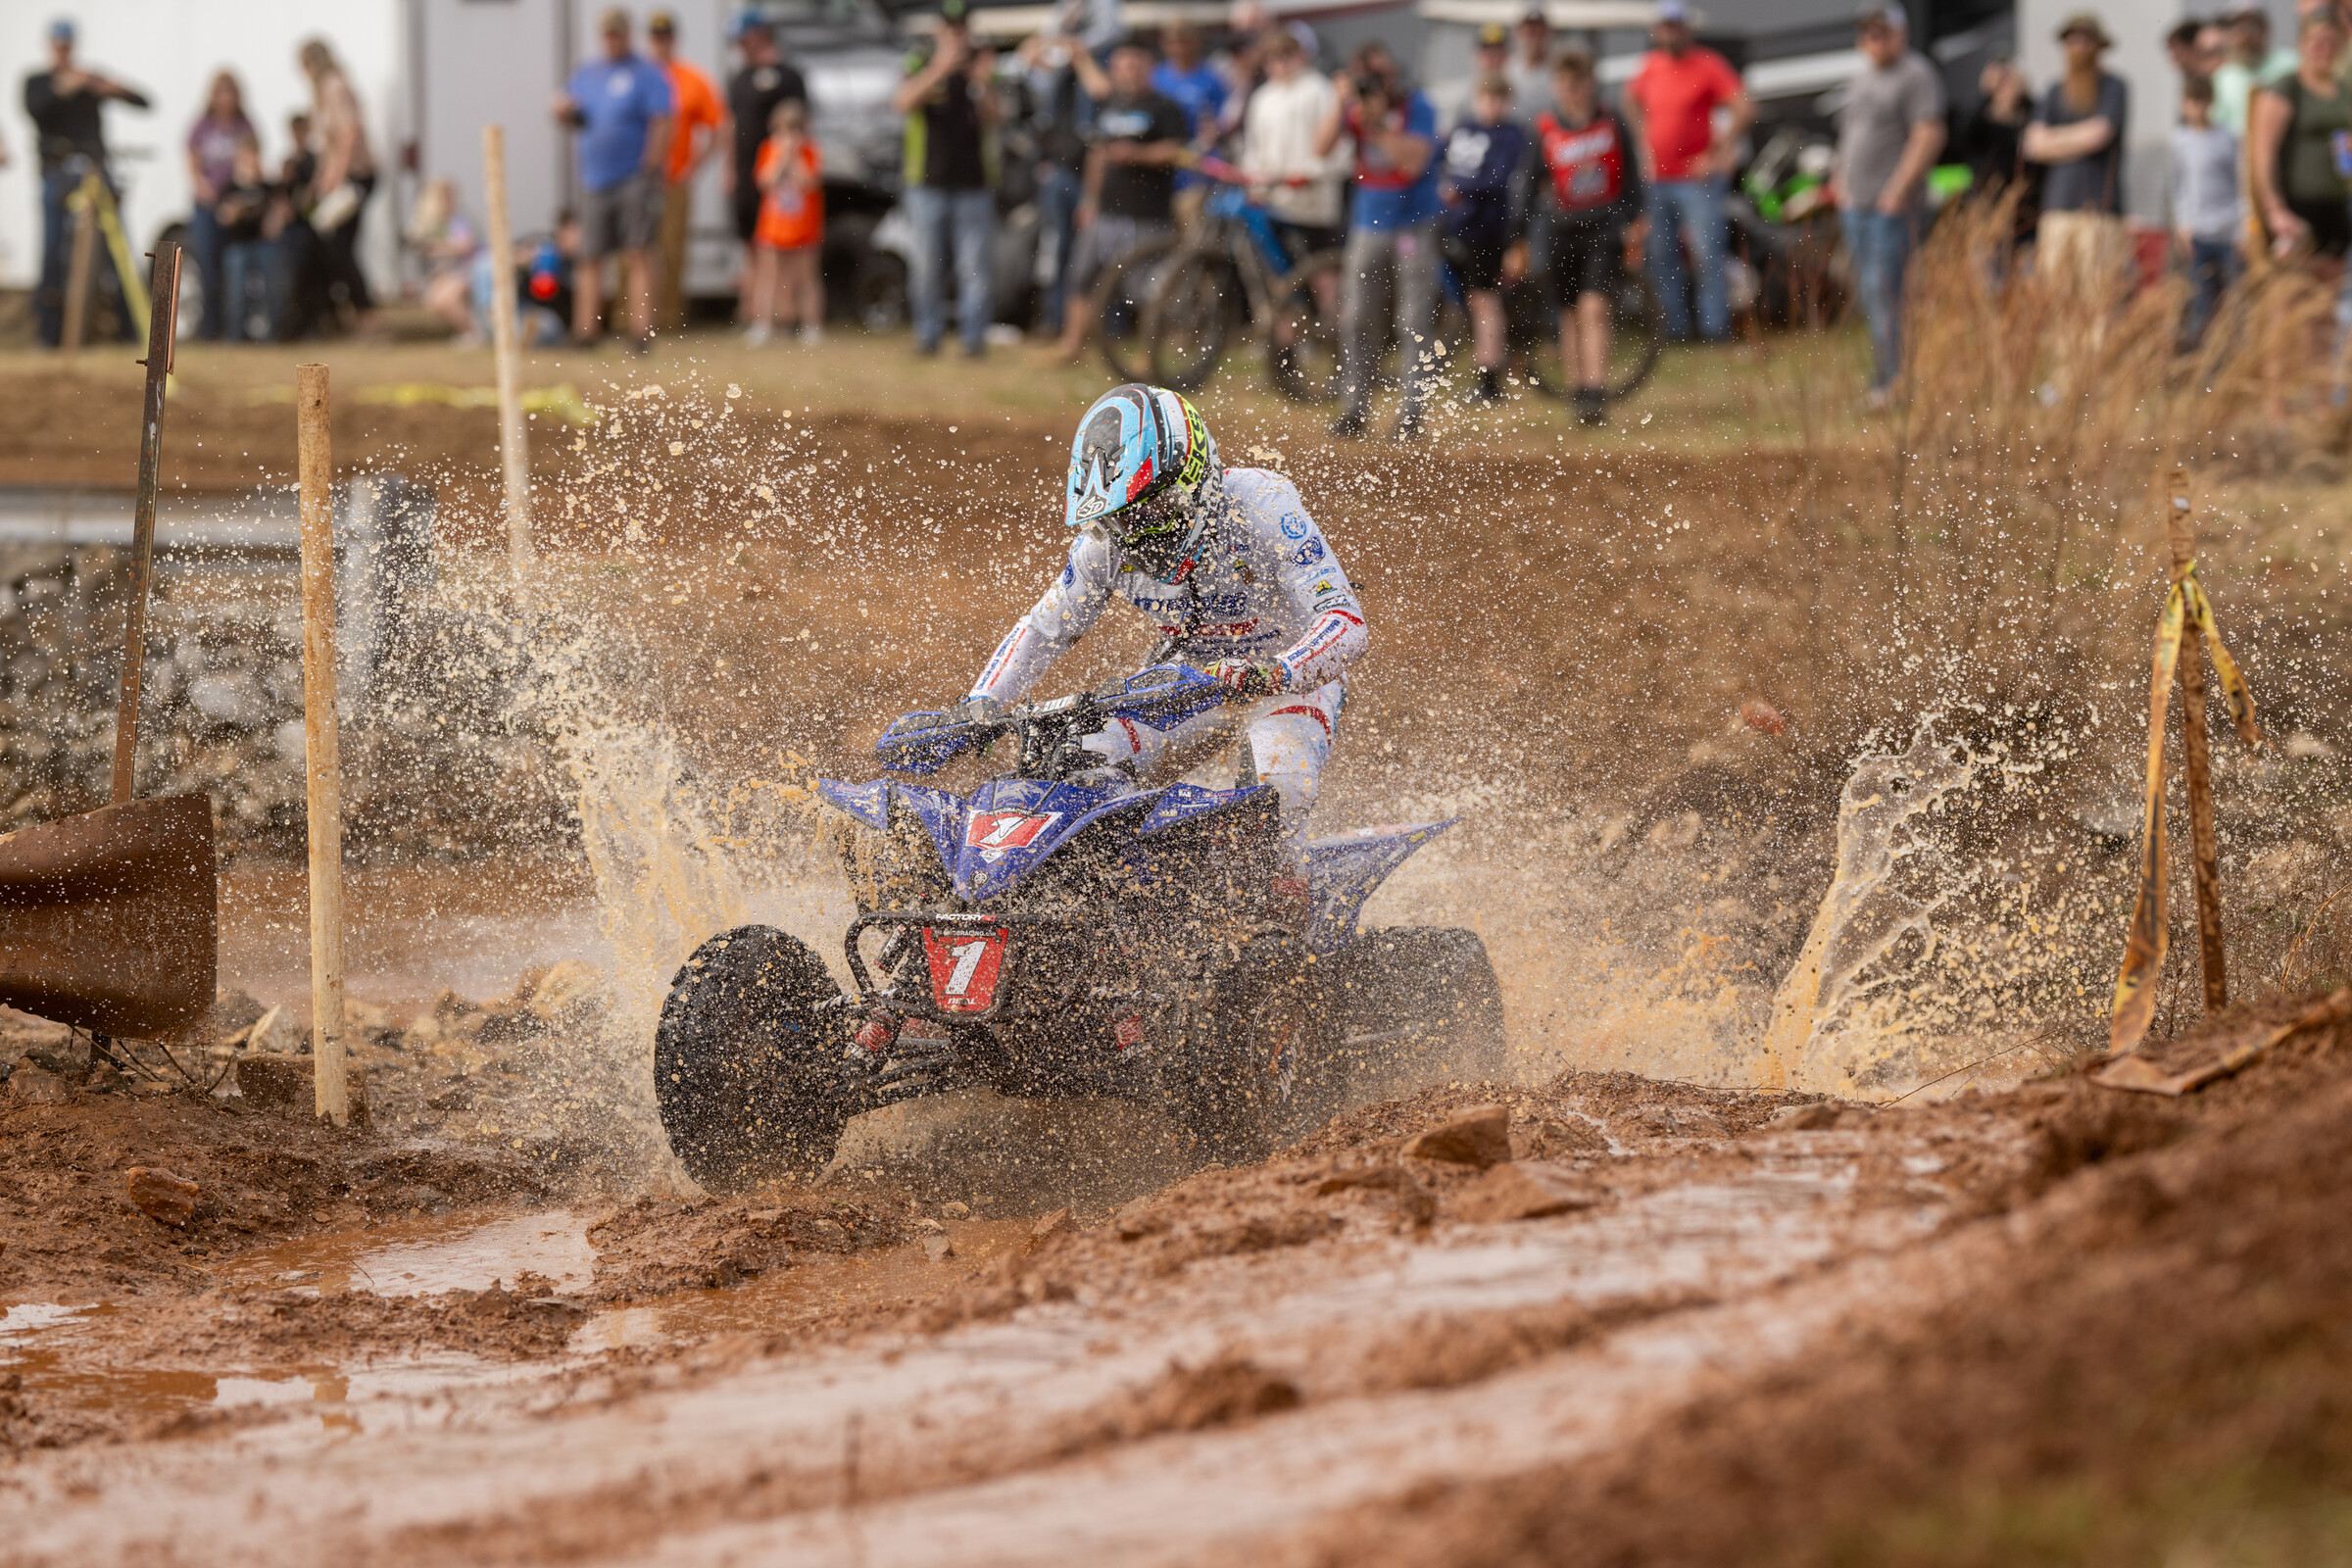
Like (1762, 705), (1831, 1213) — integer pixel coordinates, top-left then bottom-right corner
(876, 1028), (958, 1101)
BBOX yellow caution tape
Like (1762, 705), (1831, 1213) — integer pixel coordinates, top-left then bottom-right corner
(2110, 560), (2263, 1055)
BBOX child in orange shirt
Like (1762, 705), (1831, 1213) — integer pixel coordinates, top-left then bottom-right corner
(746, 100), (824, 345)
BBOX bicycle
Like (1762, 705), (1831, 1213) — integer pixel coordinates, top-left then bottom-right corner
(1142, 162), (1347, 402)
(1092, 233), (1187, 384)
(1411, 227), (1662, 407)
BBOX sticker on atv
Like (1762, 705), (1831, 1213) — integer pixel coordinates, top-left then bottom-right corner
(965, 810), (1061, 863)
(922, 926), (1011, 1013)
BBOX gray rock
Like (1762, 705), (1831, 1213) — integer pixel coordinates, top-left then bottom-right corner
(188, 671), (267, 726)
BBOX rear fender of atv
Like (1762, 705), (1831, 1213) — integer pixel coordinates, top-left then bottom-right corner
(1300, 820), (1456, 956)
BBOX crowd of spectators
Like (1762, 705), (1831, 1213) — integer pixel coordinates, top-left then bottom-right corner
(20, 18), (381, 346)
(22, 1), (2314, 419)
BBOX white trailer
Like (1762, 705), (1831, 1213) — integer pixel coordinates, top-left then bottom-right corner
(1, 0), (895, 308)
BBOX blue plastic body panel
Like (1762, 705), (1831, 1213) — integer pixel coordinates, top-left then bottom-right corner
(1299, 820), (1457, 955)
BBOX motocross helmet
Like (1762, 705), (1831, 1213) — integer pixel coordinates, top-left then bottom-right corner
(1063, 384), (1224, 583)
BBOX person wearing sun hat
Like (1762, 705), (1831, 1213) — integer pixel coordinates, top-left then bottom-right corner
(2023, 11), (2128, 337)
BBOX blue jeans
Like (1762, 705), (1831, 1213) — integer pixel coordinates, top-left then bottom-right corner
(906, 185), (995, 353)
(2181, 235), (2239, 350)
(1644, 174), (1730, 342)
(1034, 164), (1084, 336)
(1840, 208), (1916, 392)
(36, 162), (131, 346)
(189, 204), (227, 340)
(220, 240), (278, 341)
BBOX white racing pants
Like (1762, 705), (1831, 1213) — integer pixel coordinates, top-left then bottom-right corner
(1082, 679), (1343, 849)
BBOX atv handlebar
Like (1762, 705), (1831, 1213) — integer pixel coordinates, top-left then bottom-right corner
(877, 662), (1232, 779)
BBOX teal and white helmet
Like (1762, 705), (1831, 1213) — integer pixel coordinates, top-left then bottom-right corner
(1063, 383), (1223, 584)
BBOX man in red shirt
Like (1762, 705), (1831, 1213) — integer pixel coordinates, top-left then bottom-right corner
(649, 10), (725, 332)
(1622, 0), (1751, 341)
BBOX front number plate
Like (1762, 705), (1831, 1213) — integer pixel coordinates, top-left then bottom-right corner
(921, 926), (1011, 1013)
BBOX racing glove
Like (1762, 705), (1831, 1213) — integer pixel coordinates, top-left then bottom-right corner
(1204, 658), (1287, 700)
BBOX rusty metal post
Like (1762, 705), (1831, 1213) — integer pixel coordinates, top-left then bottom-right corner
(61, 186), (97, 360)
(2166, 470), (2228, 1012)
(295, 365), (351, 1126)
(482, 124), (533, 574)
(110, 243), (182, 804)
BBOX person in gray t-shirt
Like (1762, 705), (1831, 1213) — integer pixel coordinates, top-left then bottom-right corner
(1834, 2), (1945, 402)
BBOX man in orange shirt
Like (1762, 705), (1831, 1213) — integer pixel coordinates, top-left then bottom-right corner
(649, 9), (724, 331)
(1622, 0), (1750, 342)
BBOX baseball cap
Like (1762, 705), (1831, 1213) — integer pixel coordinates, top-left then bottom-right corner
(730, 7), (771, 40)
(648, 9), (677, 33)
(1521, 5), (1548, 23)
(940, 0), (970, 23)
(598, 7), (630, 33)
(1476, 22), (1508, 46)
(1856, 2), (1906, 29)
(1655, 0), (1690, 24)
(47, 18), (74, 43)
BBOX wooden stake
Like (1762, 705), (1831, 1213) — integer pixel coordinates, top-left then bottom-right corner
(2165, 469), (2229, 1012)
(111, 243), (182, 803)
(482, 124), (533, 573)
(295, 365), (351, 1127)
(61, 188), (96, 360)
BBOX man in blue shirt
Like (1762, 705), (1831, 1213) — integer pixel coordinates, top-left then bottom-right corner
(1152, 22), (1226, 220)
(1314, 43), (1440, 439)
(555, 8), (673, 352)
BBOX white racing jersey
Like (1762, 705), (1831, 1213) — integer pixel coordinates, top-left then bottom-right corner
(970, 468), (1368, 703)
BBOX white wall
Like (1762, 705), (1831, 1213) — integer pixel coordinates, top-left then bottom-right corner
(0, 1), (402, 291)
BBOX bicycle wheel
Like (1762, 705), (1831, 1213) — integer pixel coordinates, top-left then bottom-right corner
(1096, 237), (1183, 384)
(1506, 278), (1569, 401)
(1147, 250), (1235, 392)
(1266, 249), (1346, 404)
(1602, 270), (1664, 402)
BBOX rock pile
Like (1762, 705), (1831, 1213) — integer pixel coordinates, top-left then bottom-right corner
(0, 542), (564, 856)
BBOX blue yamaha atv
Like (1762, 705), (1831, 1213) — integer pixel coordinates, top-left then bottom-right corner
(654, 663), (1504, 1191)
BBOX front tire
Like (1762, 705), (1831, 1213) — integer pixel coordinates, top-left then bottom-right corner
(654, 925), (858, 1191)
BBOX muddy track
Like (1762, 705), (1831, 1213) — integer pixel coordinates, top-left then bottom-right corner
(5, 1009), (2337, 1567)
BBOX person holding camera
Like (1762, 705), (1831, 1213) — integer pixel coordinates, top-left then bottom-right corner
(893, 0), (1002, 358)
(1315, 43), (1441, 440)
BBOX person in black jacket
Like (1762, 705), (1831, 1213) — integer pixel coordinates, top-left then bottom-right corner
(1531, 47), (1644, 424)
(1442, 74), (1532, 405)
(23, 18), (149, 347)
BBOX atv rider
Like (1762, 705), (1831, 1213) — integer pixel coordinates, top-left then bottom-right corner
(965, 383), (1367, 857)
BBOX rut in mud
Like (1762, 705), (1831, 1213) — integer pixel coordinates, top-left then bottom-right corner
(5, 1004), (2350, 1566)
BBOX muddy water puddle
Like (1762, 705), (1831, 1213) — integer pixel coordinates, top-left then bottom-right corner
(218, 1209), (600, 1297)
(583, 1217), (1036, 1349)
(0, 1209), (1036, 1442)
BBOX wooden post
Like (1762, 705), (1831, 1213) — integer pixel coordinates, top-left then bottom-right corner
(2165, 469), (2229, 1012)
(482, 125), (533, 573)
(111, 243), (182, 804)
(295, 365), (351, 1127)
(61, 187), (96, 360)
